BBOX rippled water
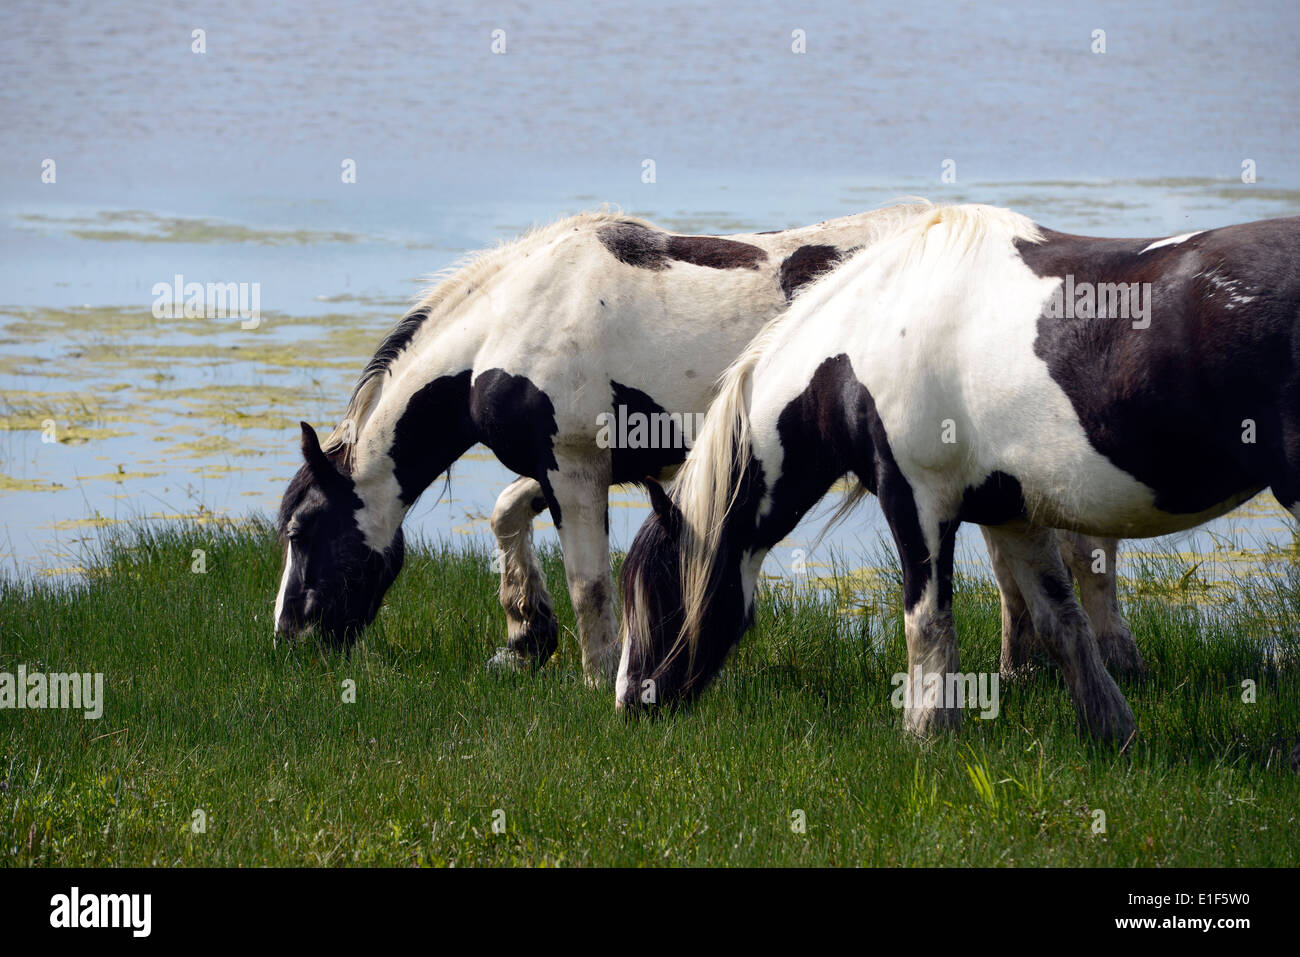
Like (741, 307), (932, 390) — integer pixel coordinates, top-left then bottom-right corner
(1, 0), (1298, 582)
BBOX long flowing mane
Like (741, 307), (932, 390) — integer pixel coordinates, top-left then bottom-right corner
(321, 209), (657, 464)
(671, 203), (1044, 663)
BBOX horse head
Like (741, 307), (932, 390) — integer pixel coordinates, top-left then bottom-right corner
(273, 422), (404, 647)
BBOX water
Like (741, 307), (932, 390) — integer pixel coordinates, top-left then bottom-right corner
(2, 0), (1298, 582)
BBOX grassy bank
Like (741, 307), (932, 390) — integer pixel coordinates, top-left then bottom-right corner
(1, 521), (1297, 866)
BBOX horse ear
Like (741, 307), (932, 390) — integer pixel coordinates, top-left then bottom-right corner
(300, 421), (346, 491)
(644, 477), (682, 533)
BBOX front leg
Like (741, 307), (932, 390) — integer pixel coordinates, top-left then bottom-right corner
(549, 460), (620, 686)
(878, 473), (962, 736)
(487, 476), (558, 673)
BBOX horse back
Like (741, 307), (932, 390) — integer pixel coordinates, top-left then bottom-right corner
(1012, 216), (1300, 519)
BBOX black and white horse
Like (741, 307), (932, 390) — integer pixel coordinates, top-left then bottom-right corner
(272, 207), (1132, 684)
(617, 205), (1300, 743)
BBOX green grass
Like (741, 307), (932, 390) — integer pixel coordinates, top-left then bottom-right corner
(1, 521), (1297, 866)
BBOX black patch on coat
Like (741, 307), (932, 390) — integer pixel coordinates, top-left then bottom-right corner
(667, 235), (768, 270)
(597, 222), (666, 269)
(597, 222), (768, 271)
(391, 370), (476, 505)
(608, 381), (694, 483)
(932, 520), (960, 610)
(469, 369), (564, 526)
(1018, 219), (1300, 517)
(751, 354), (939, 612)
(778, 244), (844, 301)
(957, 471), (1027, 526)
(752, 356), (865, 548)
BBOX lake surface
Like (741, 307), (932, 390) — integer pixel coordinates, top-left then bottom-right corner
(2, 0), (1298, 585)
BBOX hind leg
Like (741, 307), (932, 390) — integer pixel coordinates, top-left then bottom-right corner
(1058, 532), (1145, 677)
(983, 523), (1136, 744)
(486, 477), (559, 673)
(983, 526), (1042, 679)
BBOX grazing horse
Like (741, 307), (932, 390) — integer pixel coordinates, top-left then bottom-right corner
(617, 204), (1300, 743)
(272, 206), (1131, 683)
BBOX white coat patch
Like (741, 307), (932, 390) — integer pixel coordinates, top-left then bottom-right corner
(1140, 231), (1203, 254)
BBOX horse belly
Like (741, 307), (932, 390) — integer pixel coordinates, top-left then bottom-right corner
(1011, 453), (1261, 538)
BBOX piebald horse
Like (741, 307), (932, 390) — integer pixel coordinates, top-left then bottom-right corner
(272, 207), (1132, 683)
(617, 205), (1300, 743)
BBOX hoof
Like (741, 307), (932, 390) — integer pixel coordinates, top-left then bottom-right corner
(1078, 679), (1137, 747)
(1097, 631), (1148, 679)
(1000, 636), (1052, 682)
(503, 608), (559, 663)
(999, 660), (1047, 684)
(582, 643), (622, 690)
(486, 647), (534, 675)
(903, 706), (963, 738)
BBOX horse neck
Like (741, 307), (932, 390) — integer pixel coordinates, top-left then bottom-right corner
(715, 356), (864, 565)
(347, 325), (483, 551)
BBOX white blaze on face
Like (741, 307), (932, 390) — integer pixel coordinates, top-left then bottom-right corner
(273, 544), (294, 632)
(614, 618), (633, 708)
(614, 576), (649, 708)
